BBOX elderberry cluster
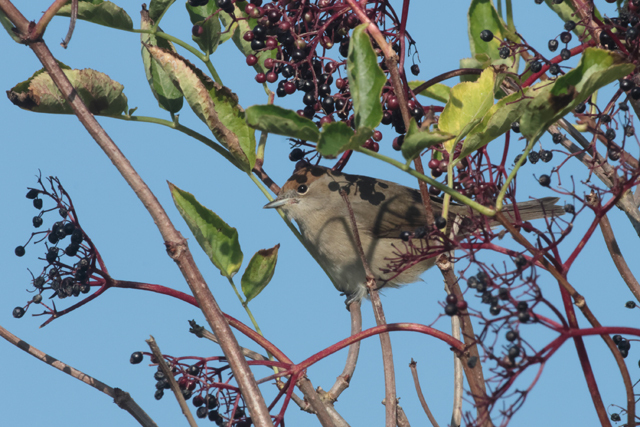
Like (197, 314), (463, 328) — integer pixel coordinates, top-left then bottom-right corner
(229, 0), (422, 161)
(12, 176), (95, 319)
(130, 351), (250, 426)
(465, 271), (532, 323)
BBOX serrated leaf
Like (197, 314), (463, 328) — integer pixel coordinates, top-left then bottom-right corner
(348, 24), (386, 130)
(57, 0), (133, 31)
(402, 118), (454, 161)
(0, 9), (21, 43)
(170, 183), (243, 278)
(145, 45), (254, 169)
(245, 105), (320, 142)
(141, 9), (183, 114)
(241, 244), (279, 303)
(439, 67), (496, 149)
(409, 81), (451, 103)
(148, 0), (175, 23)
(7, 67), (127, 116)
(317, 121), (354, 158)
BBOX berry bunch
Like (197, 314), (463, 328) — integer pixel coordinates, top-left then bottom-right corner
(234, 0), (422, 162)
(12, 175), (95, 320)
(129, 350), (250, 426)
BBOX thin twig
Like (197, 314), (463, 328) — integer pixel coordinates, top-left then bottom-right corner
(199, 327), (268, 361)
(327, 300), (362, 400)
(0, 325), (156, 427)
(410, 68), (483, 96)
(146, 336), (198, 427)
(598, 214), (640, 302)
(409, 360), (440, 427)
(339, 188), (397, 427)
(60, 0), (77, 48)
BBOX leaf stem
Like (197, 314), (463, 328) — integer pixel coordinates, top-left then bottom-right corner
(356, 147), (495, 217)
(111, 114), (244, 170)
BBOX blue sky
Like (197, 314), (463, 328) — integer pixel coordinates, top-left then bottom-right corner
(1, 1), (639, 426)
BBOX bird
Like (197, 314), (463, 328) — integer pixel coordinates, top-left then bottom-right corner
(264, 165), (565, 303)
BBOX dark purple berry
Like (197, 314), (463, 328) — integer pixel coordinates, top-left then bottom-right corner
(479, 30), (493, 42)
(548, 39), (559, 51)
(410, 64), (420, 75)
(538, 174), (551, 187)
(15, 246), (25, 257)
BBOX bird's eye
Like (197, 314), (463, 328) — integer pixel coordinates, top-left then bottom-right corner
(297, 184), (308, 194)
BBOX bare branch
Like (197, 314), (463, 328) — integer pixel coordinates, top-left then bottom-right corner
(0, 325), (156, 427)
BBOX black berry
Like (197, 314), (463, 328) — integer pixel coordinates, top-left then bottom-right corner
(15, 246), (25, 257)
(130, 351), (144, 364)
(538, 174), (551, 187)
(13, 307), (25, 318)
(548, 39), (559, 51)
(540, 150), (553, 162)
(479, 30), (494, 42)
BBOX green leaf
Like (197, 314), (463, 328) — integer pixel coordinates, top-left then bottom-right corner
(0, 9), (21, 43)
(439, 67), (496, 147)
(7, 67), (127, 116)
(148, 0), (175, 23)
(245, 105), (320, 142)
(57, 0), (133, 31)
(140, 9), (183, 114)
(208, 84), (256, 169)
(145, 45), (254, 169)
(241, 244), (279, 303)
(409, 81), (450, 103)
(468, 0), (509, 60)
(519, 48), (634, 143)
(402, 118), (454, 161)
(347, 24), (386, 130)
(186, 0), (222, 55)
(460, 48), (633, 158)
(317, 121), (355, 158)
(170, 183), (243, 278)
(192, 15), (221, 56)
(460, 91), (527, 158)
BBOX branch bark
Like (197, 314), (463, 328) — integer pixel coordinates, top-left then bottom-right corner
(0, 325), (157, 427)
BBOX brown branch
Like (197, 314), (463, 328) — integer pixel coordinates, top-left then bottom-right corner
(339, 188), (397, 427)
(409, 360), (440, 427)
(599, 214), (640, 302)
(0, 3), (275, 425)
(495, 212), (634, 426)
(146, 336), (198, 427)
(296, 377), (337, 427)
(410, 68), (483, 97)
(34, 0), (69, 40)
(60, 0), (77, 48)
(327, 300), (362, 401)
(0, 325), (157, 427)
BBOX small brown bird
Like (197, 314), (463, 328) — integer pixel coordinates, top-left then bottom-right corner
(265, 165), (564, 302)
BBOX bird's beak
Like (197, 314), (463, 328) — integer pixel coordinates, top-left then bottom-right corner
(263, 197), (297, 209)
